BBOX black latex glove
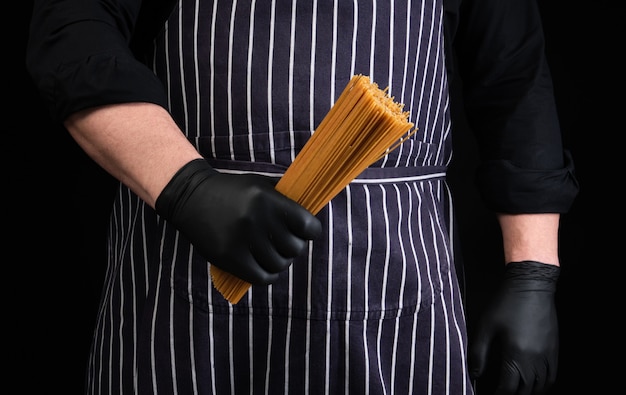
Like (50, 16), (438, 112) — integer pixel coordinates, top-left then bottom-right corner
(155, 158), (322, 285)
(469, 261), (560, 395)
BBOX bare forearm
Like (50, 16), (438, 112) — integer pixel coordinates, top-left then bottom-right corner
(64, 102), (203, 208)
(497, 213), (561, 267)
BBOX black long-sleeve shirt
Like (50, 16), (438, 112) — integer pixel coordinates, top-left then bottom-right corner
(26, 0), (578, 213)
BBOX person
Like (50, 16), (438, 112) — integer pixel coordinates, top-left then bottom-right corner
(26, 0), (578, 394)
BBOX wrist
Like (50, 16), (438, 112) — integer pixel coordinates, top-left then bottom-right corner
(155, 158), (217, 220)
(498, 213), (561, 265)
(504, 261), (560, 292)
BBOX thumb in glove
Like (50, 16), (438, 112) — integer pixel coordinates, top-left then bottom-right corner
(155, 158), (322, 285)
(468, 260), (560, 395)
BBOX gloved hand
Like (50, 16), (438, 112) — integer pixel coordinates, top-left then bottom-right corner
(468, 261), (560, 395)
(155, 158), (322, 285)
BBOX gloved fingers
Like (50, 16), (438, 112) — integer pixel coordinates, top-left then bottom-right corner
(532, 374), (548, 395)
(273, 233), (309, 259)
(279, 199), (322, 240)
(248, 230), (295, 275)
(247, 269), (281, 285)
(546, 347), (558, 387)
(494, 360), (524, 395)
(468, 332), (490, 380)
(496, 358), (552, 395)
(255, 195), (320, 258)
(529, 358), (553, 395)
(545, 360), (558, 392)
(213, 252), (281, 286)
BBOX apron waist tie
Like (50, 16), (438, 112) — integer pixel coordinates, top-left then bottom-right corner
(206, 158), (447, 184)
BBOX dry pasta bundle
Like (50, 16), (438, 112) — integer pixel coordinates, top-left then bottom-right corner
(211, 74), (416, 304)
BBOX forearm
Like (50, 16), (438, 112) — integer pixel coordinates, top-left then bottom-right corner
(64, 102), (203, 208)
(497, 213), (560, 267)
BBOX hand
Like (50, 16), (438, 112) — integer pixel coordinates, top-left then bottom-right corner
(469, 261), (560, 395)
(155, 159), (322, 285)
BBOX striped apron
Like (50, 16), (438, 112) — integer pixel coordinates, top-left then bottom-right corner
(86, 1), (473, 394)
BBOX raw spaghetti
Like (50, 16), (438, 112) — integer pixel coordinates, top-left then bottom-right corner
(211, 74), (416, 304)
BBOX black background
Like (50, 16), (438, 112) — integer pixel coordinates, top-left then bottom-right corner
(8, 1), (622, 393)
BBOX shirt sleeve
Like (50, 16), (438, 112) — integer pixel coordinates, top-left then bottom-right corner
(450, 0), (579, 213)
(26, 0), (173, 123)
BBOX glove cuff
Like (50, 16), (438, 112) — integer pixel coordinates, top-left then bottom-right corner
(155, 158), (218, 221)
(503, 261), (560, 292)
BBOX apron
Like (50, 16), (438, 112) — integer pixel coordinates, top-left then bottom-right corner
(86, 1), (473, 394)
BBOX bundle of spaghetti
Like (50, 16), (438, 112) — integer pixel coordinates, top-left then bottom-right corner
(211, 74), (416, 304)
